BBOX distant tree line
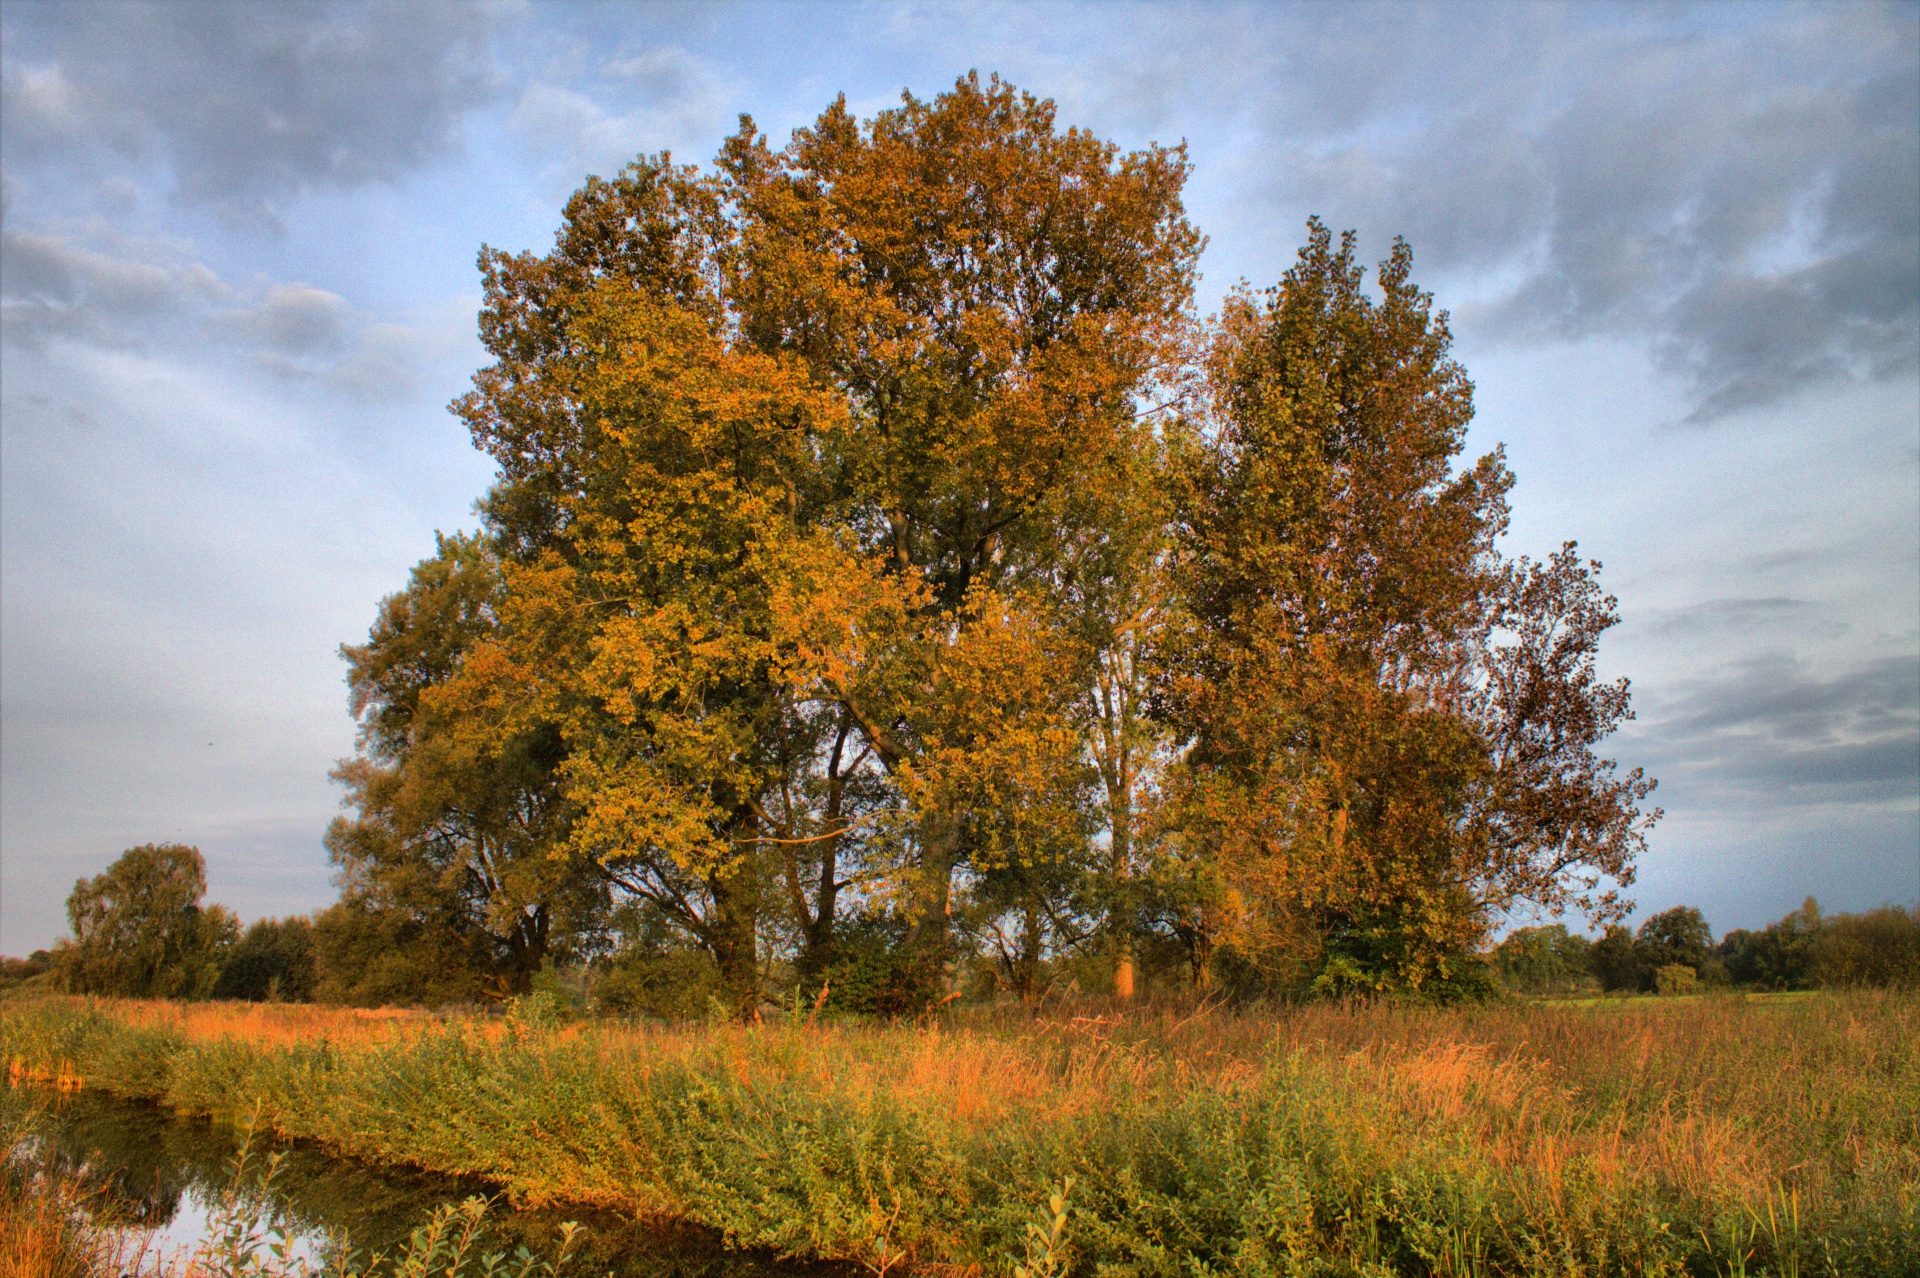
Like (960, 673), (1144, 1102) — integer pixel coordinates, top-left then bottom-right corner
(23, 843), (1913, 1009)
(1491, 899), (1920, 996)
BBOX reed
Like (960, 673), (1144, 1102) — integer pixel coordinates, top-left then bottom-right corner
(3, 991), (1914, 1276)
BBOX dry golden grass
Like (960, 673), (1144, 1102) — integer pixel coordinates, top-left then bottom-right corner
(104, 997), (437, 1050)
(55, 989), (1910, 1219)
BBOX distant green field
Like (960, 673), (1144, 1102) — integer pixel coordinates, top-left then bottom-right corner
(1538, 988), (1822, 1009)
(4, 990), (1915, 1275)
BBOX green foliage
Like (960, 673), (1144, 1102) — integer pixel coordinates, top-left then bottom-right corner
(310, 900), (490, 1008)
(0, 951), (51, 993)
(1812, 905), (1920, 988)
(54, 844), (236, 999)
(1654, 963), (1698, 995)
(1711, 898), (1920, 994)
(588, 951), (720, 1021)
(1589, 924), (1643, 993)
(1637, 906), (1713, 973)
(1009, 1176), (1075, 1278)
(1491, 924), (1593, 995)
(808, 913), (939, 1019)
(214, 917), (318, 1003)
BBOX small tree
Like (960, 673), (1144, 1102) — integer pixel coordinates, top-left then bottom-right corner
(212, 916), (317, 1002)
(55, 844), (236, 998)
(1589, 924), (1641, 992)
(1636, 906), (1711, 966)
(1654, 963), (1698, 995)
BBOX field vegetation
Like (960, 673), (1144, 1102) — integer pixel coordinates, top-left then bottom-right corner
(5, 990), (1916, 1276)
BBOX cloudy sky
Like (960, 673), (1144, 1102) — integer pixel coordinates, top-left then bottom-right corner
(2, 0), (1914, 953)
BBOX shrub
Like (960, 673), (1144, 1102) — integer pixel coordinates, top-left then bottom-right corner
(311, 900), (491, 1008)
(213, 917), (317, 1002)
(809, 913), (939, 1018)
(1654, 964), (1697, 995)
(591, 950), (719, 1020)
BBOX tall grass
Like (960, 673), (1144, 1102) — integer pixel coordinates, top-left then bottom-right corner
(3, 992), (1914, 1276)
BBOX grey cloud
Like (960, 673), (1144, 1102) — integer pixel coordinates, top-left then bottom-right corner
(1646, 596), (1819, 637)
(0, 222), (229, 346)
(1125, 2), (1919, 421)
(512, 46), (730, 182)
(0, 220), (433, 400)
(1506, 23), (1920, 422)
(1637, 653), (1920, 808)
(217, 283), (352, 357)
(1, 1), (503, 225)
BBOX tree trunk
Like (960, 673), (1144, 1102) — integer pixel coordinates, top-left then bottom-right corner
(796, 718), (852, 980)
(1191, 924), (1214, 990)
(1018, 895), (1043, 1003)
(707, 864), (760, 1019)
(901, 811), (959, 1000)
(1109, 785), (1134, 1002)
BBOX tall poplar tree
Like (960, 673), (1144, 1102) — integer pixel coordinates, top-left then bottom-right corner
(1171, 222), (1652, 992)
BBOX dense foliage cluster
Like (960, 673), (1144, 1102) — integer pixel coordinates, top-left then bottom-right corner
(289, 75), (1666, 1012)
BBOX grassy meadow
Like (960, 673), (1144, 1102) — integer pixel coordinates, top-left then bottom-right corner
(2, 990), (1915, 1277)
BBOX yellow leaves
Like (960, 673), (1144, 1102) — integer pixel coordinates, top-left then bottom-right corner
(563, 748), (744, 877)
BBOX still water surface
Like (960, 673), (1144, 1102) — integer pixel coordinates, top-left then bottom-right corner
(10, 1086), (841, 1276)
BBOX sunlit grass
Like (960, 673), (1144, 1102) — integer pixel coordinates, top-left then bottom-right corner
(3, 990), (1914, 1274)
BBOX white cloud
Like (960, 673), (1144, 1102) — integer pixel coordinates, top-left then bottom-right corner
(1, 220), (457, 403)
(511, 46), (730, 182)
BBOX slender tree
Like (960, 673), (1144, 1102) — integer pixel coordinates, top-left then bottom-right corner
(1172, 222), (1515, 991)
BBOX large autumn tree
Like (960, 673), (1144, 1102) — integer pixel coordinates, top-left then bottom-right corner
(330, 76), (1654, 1012)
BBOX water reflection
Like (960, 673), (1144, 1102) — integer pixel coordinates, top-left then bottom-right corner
(8, 1087), (843, 1277)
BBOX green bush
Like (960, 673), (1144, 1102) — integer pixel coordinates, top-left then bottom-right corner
(809, 913), (939, 1018)
(1813, 906), (1920, 989)
(590, 950), (719, 1020)
(213, 917), (318, 1003)
(1653, 964), (1697, 995)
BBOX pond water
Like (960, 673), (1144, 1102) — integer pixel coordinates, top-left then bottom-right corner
(6, 1085), (844, 1277)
